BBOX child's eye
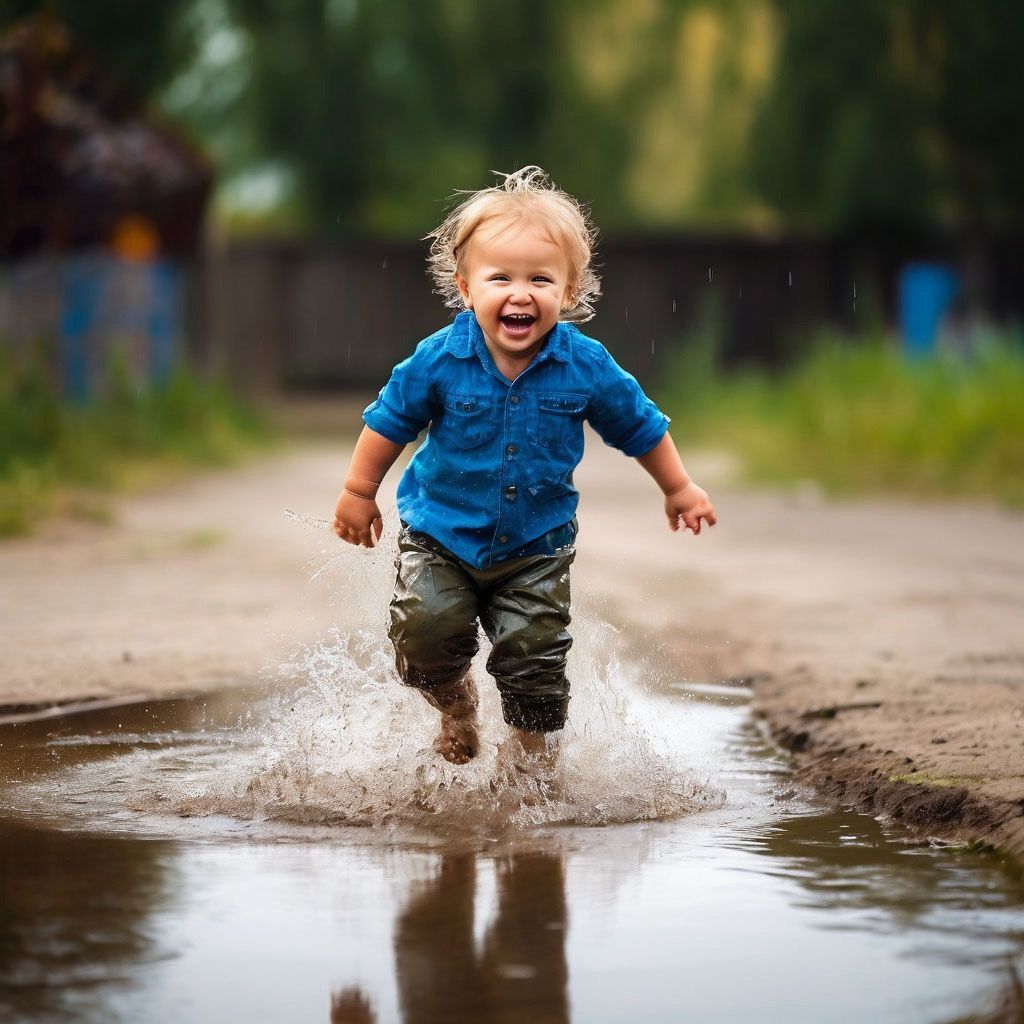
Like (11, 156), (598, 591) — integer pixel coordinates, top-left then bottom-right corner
(532, 276), (553, 284)
(488, 274), (510, 282)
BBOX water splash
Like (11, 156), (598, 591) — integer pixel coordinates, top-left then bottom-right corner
(32, 511), (724, 837)
(130, 604), (722, 834)
(284, 508), (332, 531)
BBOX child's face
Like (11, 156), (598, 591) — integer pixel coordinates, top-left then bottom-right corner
(454, 218), (571, 369)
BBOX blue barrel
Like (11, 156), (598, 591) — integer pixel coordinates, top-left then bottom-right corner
(59, 254), (183, 401)
(59, 256), (102, 403)
(898, 263), (959, 357)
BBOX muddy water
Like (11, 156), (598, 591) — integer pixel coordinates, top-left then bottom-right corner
(1, 673), (1023, 1024)
(2, 528), (1023, 1023)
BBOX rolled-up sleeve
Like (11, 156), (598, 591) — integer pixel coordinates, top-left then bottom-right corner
(587, 348), (670, 456)
(362, 342), (434, 444)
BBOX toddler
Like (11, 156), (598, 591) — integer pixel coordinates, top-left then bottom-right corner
(333, 167), (717, 777)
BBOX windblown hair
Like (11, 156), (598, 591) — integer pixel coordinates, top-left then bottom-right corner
(425, 166), (601, 323)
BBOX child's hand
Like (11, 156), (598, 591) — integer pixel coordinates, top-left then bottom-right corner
(665, 481), (718, 536)
(333, 489), (383, 547)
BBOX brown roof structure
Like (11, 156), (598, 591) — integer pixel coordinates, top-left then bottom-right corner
(0, 15), (213, 259)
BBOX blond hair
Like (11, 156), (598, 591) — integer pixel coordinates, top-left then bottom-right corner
(425, 166), (601, 323)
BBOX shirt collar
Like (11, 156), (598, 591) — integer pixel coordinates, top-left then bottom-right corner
(444, 309), (571, 364)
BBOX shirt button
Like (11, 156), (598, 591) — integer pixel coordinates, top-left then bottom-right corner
(505, 485), (517, 501)
(510, 396), (519, 404)
(499, 535), (509, 544)
(507, 444), (518, 455)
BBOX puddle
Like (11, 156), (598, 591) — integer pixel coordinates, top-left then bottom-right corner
(1, 521), (1023, 1022)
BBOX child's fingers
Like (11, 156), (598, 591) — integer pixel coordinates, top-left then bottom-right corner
(356, 515), (384, 548)
(335, 520), (360, 545)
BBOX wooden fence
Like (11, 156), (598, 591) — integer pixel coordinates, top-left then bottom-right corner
(198, 232), (1024, 393)
(4, 233), (1022, 396)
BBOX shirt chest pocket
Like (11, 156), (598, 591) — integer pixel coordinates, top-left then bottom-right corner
(440, 392), (497, 449)
(530, 392), (588, 452)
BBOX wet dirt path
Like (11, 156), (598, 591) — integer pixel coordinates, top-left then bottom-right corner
(2, 419), (1024, 1021)
(570, 444), (1024, 855)
(1, 418), (1022, 844)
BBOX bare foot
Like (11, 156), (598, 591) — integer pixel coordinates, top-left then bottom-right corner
(494, 728), (562, 800)
(434, 715), (480, 765)
(330, 986), (375, 1024)
(423, 674), (480, 765)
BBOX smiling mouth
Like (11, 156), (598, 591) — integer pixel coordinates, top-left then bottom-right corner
(500, 314), (537, 338)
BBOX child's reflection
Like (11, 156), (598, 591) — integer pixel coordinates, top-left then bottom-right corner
(331, 851), (569, 1024)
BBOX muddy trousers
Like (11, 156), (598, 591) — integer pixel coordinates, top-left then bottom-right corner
(388, 526), (575, 732)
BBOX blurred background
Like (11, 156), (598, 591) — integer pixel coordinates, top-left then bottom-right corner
(2, 0), (1023, 532)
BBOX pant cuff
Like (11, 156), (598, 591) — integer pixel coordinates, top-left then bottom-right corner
(395, 658), (469, 694)
(500, 694), (569, 733)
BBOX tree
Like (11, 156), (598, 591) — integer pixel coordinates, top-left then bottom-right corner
(750, 0), (1024, 234)
(223, 0), (643, 236)
(0, 1), (196, 99)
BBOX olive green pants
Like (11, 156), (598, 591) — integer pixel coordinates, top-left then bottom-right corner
(388, 526), (575, 732)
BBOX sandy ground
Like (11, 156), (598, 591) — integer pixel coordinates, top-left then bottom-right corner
(2, 412), (1022, 854)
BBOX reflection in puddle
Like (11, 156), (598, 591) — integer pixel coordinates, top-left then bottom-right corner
(1, 681), (1022, 1022)
(378, 852), (569, 1024)
(0, 818), (179, 1023)
(0, 562), (1022, 1021)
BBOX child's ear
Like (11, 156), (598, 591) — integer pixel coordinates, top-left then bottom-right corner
(454, 271), (473, 309)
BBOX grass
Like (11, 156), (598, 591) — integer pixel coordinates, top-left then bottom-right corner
(0, 345), (273, 537)
(888, 773), (984, 788)
(658, 322), (1024, 508)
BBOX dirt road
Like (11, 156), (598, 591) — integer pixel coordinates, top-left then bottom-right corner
(2, 422), (1022, 854)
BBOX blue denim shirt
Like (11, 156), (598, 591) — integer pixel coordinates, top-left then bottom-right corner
(364, 310), (670, 569)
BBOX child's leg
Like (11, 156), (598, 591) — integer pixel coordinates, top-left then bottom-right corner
(389, 528), (482, 763)
(479, 548), (575, 775)
(419, 671), (480, 765)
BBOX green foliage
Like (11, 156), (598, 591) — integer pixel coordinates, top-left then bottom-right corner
(0, 345), (270, 536)
(660, 323), (1024, 507)
(1, 0), (196, 98)
(9, 0), (1024, 235)
(216, 0), (643, 236)
(751, 0), (1024, 232)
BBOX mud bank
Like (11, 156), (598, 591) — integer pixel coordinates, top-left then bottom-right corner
(748, 676), (1024, 858)
(2, 419), (1022, 856)
(572, 444), (1024, 860)
(743, 682), (1024, 858)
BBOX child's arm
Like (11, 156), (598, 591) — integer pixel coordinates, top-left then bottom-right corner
(333, 426), (406, 547)
(636, 432), (718, 536)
